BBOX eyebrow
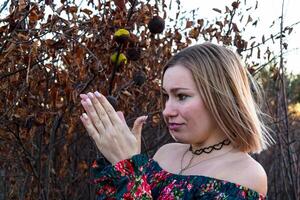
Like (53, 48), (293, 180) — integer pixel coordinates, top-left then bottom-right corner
(161, 87), (190, 93)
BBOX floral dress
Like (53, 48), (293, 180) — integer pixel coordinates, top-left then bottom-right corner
(92, 154), (266, 200)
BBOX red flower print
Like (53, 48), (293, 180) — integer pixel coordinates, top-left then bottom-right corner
(240, 190), (246, 198)
(161, 180), (176, 195)
(187, 183), (192, 191)
(135, 185), (144, 197)
(127, 180), (135, 190)
(115, 160), (134, 176)
(123, 192), (134, 200)
(97, 185), (116, 196)
(92, 160), (98, 168)
(141, 175), (151, 193)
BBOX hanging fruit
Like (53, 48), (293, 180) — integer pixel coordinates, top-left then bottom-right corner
(126, 47), (141, 61)
(114, 28), (130, 44)
(133, 71), (146, 86)
(111, 52), (127, 66)
(148, 16), (165, 34)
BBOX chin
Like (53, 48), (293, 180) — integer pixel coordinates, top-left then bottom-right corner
(170, 130), (206, 145)
(169, 131), (190, 144)
(169, 133), (178, 142)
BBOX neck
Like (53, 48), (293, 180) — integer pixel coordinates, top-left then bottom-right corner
(179, 139), (234, 175)
(187, 141), (234, 163)
(191, 133), (229, 151)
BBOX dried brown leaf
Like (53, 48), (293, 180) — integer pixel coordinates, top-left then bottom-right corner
(122, 90), (132, 97)
(188, 28), (199, 39)
(257, 47), (260, 59)
(246, 15), (253, 26)
(45, 0), (53, 5)
(262, 35), (265, 44)
(3, 43), (16, 58)
(288, 27), (293, 35)
(212, 8), (222, 13)
(225, 6), (230, 13)
(113, 0), (126, 10)
(80, 8), (93, 15)
(29, 9), (39, 23)
(185, 21), (193, 29)
(232, 23), (239, 32)
(197, 19), (204, 26)
(231, 1), (240, 9)
(216, 21), (223, 29)
(68, 6), (78, 13)
(17, 33), (29, 40)
(18, 0), (27, 12)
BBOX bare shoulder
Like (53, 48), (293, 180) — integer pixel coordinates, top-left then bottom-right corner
(153, 143), (184, 161)
(153, 145), (268, 196)
(230, 154), (268, 196)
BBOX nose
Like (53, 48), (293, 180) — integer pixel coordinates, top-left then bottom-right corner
(162, 100), (178, 118)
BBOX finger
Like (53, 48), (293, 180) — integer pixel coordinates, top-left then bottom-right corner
(80, 93), (89, 100)
(80, 113), (102, 149)
(116, 111), (126, 123)
(94, 91), (122, 126)
(81, 98), (105, 134)
(132, 115), (148, 137)
(87, 92), (111, 129)
(131, 116), (147, 154)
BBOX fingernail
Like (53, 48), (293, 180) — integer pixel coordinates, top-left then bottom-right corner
(87, 92), (94, 99)
(94, 91), (101, 97)
(80, 94), (85, 99)
(143, 115), (148, 123)
(82, 113), (88, 119)
(86, 98), (92, 105)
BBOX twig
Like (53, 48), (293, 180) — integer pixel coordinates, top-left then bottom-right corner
(0, 5), (35, 54)
(108, 44), (122, 95)
(225, 8), (236, 36)
(242, 20), (300, 53)
(6, 125), (38, 179)
(0, 0), (9, 13)
(44, 113), (63, 200)
(0, 56), (50, 81)
(52, 30), (103, 73)
(126, 0), (137, 26)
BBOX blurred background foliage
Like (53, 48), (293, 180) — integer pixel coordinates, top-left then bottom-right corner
(0, 0), (299, 199)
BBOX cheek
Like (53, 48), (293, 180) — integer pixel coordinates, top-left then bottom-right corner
(183, 101), (211, 127)
(182, 100), (205, 117)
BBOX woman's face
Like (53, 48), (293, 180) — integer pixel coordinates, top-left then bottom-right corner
(162, 64), (219, 144)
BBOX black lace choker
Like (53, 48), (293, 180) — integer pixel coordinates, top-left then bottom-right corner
(189, 139), (231, 155)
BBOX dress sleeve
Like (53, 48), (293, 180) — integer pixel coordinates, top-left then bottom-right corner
(91, 154), (153, 200)
(225, 187), (267, 200)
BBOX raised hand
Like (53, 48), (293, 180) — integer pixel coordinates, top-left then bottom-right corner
(80, 91), (147, 165)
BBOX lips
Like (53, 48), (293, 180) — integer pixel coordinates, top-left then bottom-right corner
(168, 123), (184, 130)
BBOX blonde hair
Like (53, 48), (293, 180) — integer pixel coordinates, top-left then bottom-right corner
(161, 42), (274, 153)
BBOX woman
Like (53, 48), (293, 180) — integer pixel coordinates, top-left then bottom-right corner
(80, 42), (273, 199)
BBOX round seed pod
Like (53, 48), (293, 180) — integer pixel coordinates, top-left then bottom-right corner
(114, 29), (130, 44)
(133, 71), (146, 86)
(148, 16), (165, 34)
(126, 47), (141, 61)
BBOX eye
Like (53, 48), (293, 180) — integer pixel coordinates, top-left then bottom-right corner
(177, 94), (188, 101)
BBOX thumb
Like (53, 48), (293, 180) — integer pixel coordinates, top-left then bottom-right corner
(131, 115), (148, 138)
(116, 111), (126, 123)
